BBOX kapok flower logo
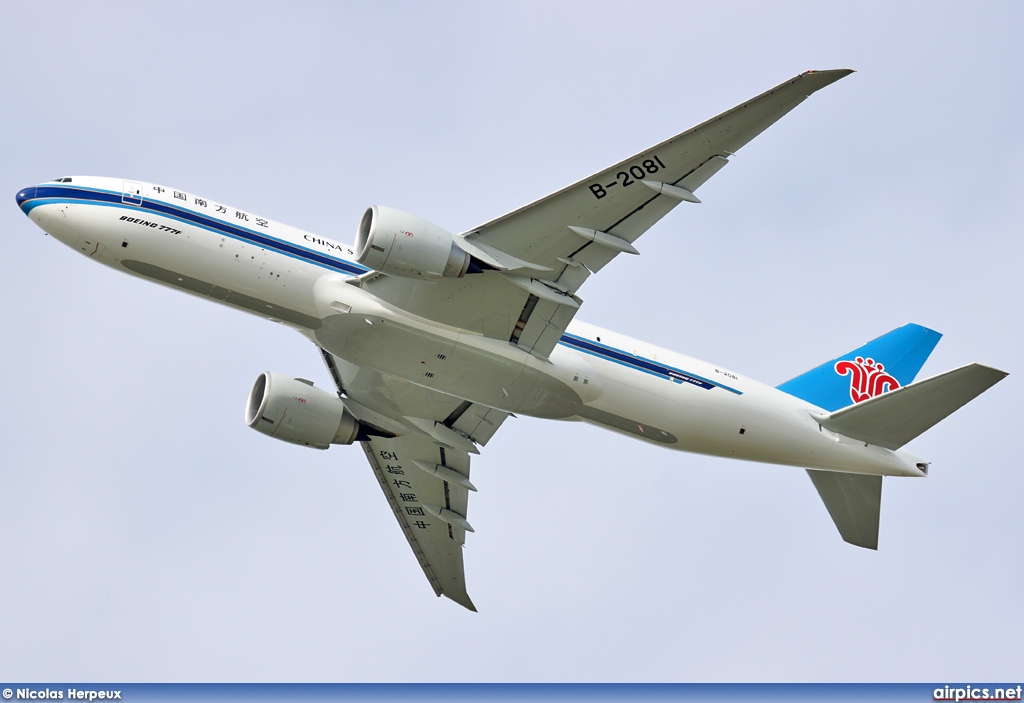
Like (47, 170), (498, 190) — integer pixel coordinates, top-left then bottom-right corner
(834, 356), (900, 404)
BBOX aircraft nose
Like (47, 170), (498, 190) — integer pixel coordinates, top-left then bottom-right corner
(16, 186), (37, 213)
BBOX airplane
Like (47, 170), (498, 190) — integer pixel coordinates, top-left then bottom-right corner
(15, 69), (1007, 611)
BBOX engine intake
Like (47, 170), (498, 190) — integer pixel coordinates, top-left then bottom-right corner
(355, 205), (470, 280)
(245, 372), (360, 449)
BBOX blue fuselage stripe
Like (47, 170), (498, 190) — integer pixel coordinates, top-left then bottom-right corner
(22, 185), (369, 276)
(22, 185), (739, 395)
(558, 334), (741, 394)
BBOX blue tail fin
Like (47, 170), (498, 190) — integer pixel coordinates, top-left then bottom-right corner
(777, 323), (942, 412)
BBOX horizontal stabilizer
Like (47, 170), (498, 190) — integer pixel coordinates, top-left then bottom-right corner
(807, 470), (882, 549)
(817, 364), (1007, 450)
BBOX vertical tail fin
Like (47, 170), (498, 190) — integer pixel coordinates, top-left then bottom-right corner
(779, 324), (1007, 551)
(776, 323), (942, 412)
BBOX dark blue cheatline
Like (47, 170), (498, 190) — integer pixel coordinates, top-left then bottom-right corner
(15, 186), (36, 207)
(16, 183), (369, 276)
(17, 184), (740, 394)
(559, 333), (742, 394)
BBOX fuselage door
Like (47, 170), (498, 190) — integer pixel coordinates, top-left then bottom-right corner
(122, 181), (143, 206)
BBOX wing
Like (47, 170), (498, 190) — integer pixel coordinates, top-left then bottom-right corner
(320, 347), (509, 610)
(357, 69), (853, 358)
(317, 71), (852, 606)
(361, 433), (478, 610)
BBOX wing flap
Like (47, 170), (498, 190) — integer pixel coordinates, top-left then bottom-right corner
(449, 402), (511, 446)
(515, 298), (578, 358)
(677, 155), (730, 193)
(817, 363), (1007, 450)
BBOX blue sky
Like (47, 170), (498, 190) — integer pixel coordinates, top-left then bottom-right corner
(1, 1), (1021, 682)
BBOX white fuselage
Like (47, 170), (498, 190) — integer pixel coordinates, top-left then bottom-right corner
(19, 177), (926, 478)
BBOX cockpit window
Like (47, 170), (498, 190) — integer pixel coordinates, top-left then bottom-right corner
(52, 177), (73, 183)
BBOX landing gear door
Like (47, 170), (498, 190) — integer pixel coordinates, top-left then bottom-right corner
(122, 181), (143, 206)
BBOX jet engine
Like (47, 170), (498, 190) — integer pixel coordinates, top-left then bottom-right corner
(245, 371), (360, 449)
(355, 205), (471, 280)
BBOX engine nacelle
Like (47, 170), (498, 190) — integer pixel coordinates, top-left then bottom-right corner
(355, 205), (470, 280)
(245, 372), (359, 449)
